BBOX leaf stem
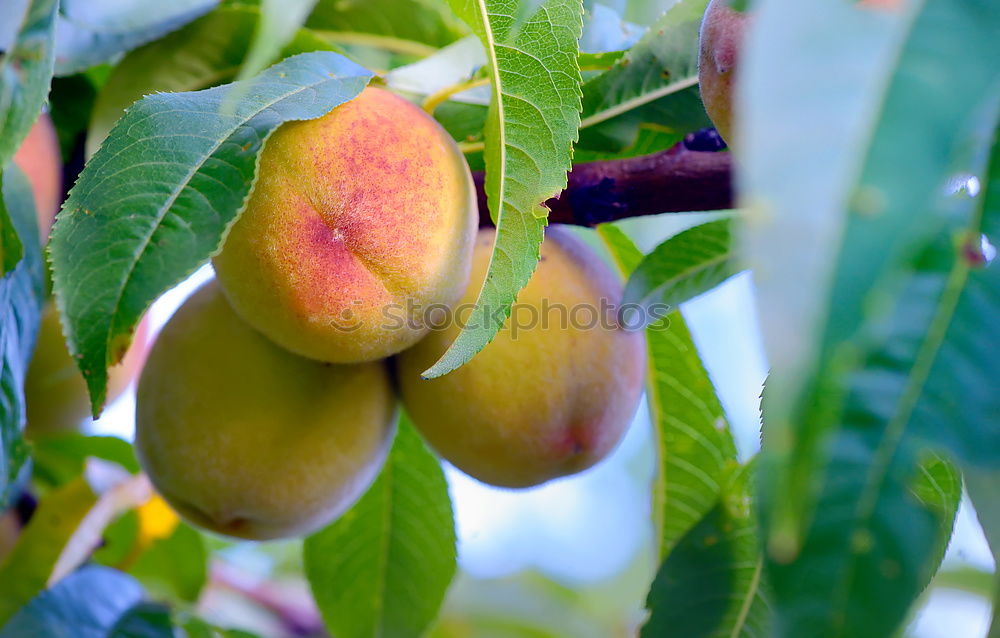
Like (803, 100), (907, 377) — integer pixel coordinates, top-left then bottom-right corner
(422, 77), (490, 114)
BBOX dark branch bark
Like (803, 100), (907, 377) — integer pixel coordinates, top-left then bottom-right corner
(474, 141), (733, 227)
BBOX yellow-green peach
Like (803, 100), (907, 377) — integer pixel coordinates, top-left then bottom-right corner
(397, 226), (647, 488)
(698, 0), (748, 145)
(213, 87), (477, 363)
(135, 281), (396, 540)
(25, 302), (149, 437)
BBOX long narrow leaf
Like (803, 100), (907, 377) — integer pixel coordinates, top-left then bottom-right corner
(423, 0), (583, 378)
(304, 417), (456, 638)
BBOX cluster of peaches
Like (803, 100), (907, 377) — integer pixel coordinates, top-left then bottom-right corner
(21, 88), (647, 541)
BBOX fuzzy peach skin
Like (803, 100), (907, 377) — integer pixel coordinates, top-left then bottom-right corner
(25, 302), (149, 437)
(698, 0), (748, 145)
(135, 281), (396, 541)
(13, 113), (62, 241)
(213, 87), (477, 364)
(397, 226), (647, 488)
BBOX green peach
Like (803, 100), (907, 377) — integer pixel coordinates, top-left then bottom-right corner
(135, 281), (396, 540)
(25, 302), (149, 437)
(213, 87), (477, 364)
(397, 226), (647, 488)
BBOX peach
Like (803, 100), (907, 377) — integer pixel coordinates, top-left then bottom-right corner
(13, 113), (62, 241)
(25, 302), (149, 436)
(135, 281), (396, 540)
(397, 226), (647, 488)
(213, 87), (477, 364)
(698, 0), (748, 145)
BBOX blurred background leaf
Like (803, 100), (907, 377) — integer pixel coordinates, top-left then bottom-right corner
(304, 417), (456, 638)
(0, 166), (44, 508)
(0, 0), (58, 167)
(0, 472), (151, 624)
(53, 0), (216, 76)
(238, 0), (319, 81)
(965, 470), (1000, 637)
(306, 0), (468, 55)
(740, 0), (1000, 634)
(0, 565), (148, 637)
(87, 4), (340, 156)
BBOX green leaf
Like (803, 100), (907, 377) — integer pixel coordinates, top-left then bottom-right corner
(307, 0), (468, 54)
(0, 478), (98, 623)
(49, 51), (372, 415)
(128, 522), (208, 604)
(0, 165), (44, 508)
(304, 416), (456, 638)
(109, 602), (174, 638)
(0, 0), (58, 167)
(0, 179), (24, 276)
(642, 463), (771, 638)
(53, 0), (216, 76)
(87, 4), (340, 157)
(0, 565), (146, 637)
(965, 469), (1000, 638)
(599, 223), (740, 557)
(31, 433), (141, 488)
(238, 0), (319, 80)
(423, 0), (584, 378)
(740, 1), (1000, 633)
(622, 218), (738, 329)
(577, 0), (711, 154)
(763, 446), (961, 638)
(0, 473), (152, 624)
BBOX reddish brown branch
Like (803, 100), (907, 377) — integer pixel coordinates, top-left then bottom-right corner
(474, 141), (733, 227)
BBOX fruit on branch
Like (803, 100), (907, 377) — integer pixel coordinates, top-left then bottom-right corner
(698, 0), (748, 145)
(213, 87), (477, 364)
(25, 302), (149, 436)
(135, 281), (396, 540)
(396, 226), (646, 488)
(13, 113), (62, 241)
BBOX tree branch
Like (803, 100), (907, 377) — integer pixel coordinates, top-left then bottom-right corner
(474, 141), (733, 227)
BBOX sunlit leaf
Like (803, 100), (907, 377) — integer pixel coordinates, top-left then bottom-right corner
(49, 52), (372, 414)
(304, 417), (456, 638)
(423, 0), (583, 378)
(599, 223), (739, 557)
(623, 218), (738, 329)
(642, 463), (771, 638)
